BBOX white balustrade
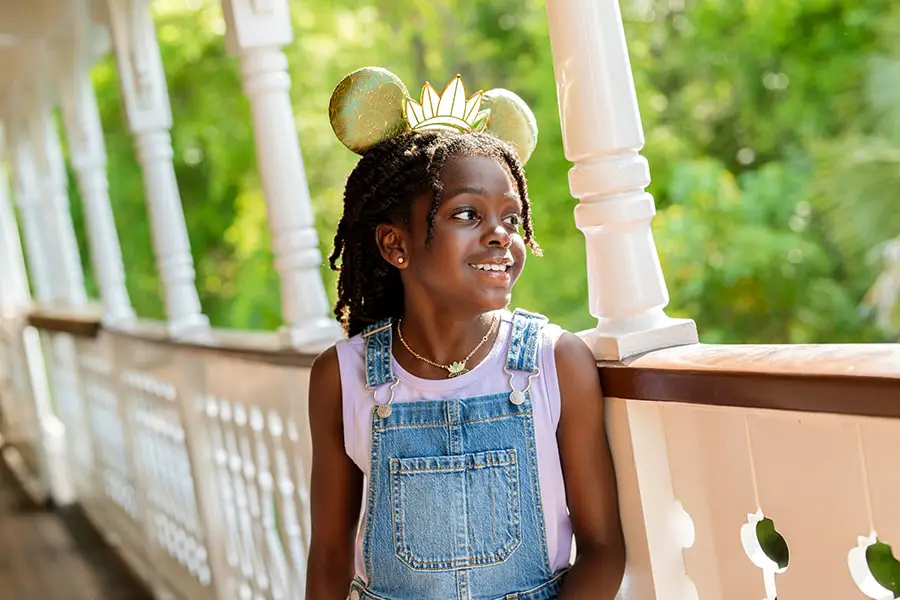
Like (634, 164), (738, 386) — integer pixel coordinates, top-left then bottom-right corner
(75, 335), (146, 546)
(602, 343), (900, 600)
(0, 317), (52, 503)
(0, 126), (48, 502)
(195, 350), (313, 599)
(0, 128), (30, 313)
(545, 0), (697, 359)
(605, 399), (695, 600)
(119, 356), (213, 599)
(9, 127), (55, 304)
(0, 155), (31, 458)
(25, 64), (89, 309)
(57, 1), (136, 325)
(48, 326), (313, 600)
(44, 333), (94, 500)
(635, 402), (900, 600)
(221, 0), (343, 351)
(13, 62), (96, 508)
(1, 120), (79, 506)
(105, 0), (208, 336)
(8, 313), (895, 600)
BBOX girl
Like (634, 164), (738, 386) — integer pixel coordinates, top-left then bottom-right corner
(307, 67), (625, 599)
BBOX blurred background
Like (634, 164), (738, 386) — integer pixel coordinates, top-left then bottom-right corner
(69, 0), (900, 343)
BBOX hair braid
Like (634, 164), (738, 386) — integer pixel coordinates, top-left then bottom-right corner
(330, 130), (540, 337)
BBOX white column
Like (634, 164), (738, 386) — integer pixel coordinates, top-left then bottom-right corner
(0, 127), (31, 313)
(9, 125), (55, 304)
(26, 77), (89, 308)
(545, 0), (698, 360)
(2, 124), (77, 507)
(58, 7), (135, 325)
(221, 0), (342, 350)
(105, 0), (208, 335)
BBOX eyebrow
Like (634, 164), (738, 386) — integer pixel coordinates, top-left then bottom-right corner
(444, 186), (521, 202)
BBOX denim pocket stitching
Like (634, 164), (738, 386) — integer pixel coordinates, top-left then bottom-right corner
(390, 449), (522, 571)
(377, 411), (530, 431)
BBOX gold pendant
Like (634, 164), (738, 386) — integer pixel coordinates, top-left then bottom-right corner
(447, 361), (468, 378)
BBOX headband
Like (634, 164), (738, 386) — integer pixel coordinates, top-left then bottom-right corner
(328, 66), (539, 163)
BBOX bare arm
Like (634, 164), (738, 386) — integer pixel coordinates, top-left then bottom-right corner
(305, 346), (364, 599)
(555, 333), (626, 599)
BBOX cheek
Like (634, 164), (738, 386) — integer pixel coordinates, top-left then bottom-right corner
(512, 233), (527, 256)
(511, 235), (527, 271)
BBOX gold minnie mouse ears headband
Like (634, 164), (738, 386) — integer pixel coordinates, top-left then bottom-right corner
(328, 66), (539, 163)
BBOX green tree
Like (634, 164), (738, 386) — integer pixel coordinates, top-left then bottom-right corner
(63, 0), (895, 343)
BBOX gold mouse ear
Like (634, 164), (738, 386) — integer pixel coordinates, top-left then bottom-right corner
(482, 89), (539, 163)
(329, 67), (410, 155)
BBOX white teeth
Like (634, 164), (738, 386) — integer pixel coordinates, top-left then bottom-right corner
(470, 263), (509, 272)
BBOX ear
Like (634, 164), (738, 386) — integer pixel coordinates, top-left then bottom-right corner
(375, 223), (409, 269)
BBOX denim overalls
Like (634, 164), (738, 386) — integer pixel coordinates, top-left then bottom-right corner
(349, 309), (569, 600)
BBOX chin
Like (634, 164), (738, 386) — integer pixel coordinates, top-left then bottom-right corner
(476, 289), (513, 312)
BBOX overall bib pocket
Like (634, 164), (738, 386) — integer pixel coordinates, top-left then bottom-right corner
(389, 448), (522, 571)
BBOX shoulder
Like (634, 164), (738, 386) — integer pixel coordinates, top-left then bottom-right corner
(308, 345), (348, 443)
(527, 319), (599, 389)
(317, 333), (365, 372)
(310, 331), (367, 384)
(553, 331), (597, 372)
(554, 332), (604, 415)
(310, 344), (341, 398)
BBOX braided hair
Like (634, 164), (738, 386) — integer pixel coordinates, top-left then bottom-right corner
(329, 130), (541, 337)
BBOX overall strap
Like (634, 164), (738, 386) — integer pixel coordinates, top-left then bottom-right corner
(505, 308), (549, 373)
(361, 319), (396, 388)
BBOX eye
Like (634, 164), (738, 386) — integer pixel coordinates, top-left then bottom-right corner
(452, 208), (479, 222)
(503, 213), (522, 227)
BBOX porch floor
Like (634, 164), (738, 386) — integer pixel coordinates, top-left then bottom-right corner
(0, 457), (152, 600)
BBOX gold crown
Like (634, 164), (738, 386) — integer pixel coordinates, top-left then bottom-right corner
(405, 76), (490, 133)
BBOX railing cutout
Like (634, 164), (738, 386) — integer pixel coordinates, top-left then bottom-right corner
(849, 421), (900, 600)
(850, 534), (900, 599)
(741, 511), (789, 600)
(740, 413), (789, 600)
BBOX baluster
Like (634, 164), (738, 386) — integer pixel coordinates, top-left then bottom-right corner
(220, 0), (342, 350)
(105, 0), (208, 336)
(545, 0), (697, 359)
(58, 1), (135, 324)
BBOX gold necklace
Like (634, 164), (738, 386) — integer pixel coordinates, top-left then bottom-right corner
(397, 315), (497, 378)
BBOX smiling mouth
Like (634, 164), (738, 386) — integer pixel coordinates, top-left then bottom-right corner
(469, 263), (512, 273)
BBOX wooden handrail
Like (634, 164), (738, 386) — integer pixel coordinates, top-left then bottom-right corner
(25, 308), (899, 417)
(599, 343), (900, 419)
(26, 307), (103, 338)
(23, 309), (316, 367)
(111, 325), (318, 368)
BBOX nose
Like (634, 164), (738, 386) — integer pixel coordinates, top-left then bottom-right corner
(483, 217), (512, 248)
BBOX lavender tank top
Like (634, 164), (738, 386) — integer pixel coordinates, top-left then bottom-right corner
(334, 309), (574, 583)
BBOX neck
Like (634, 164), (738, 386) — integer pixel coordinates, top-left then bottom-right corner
(395, 301), (501, 378)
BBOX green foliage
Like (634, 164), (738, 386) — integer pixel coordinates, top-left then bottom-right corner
(63, 0), (897, 342)
(868, 540), (900, 595)
(757, 517), (789, 571)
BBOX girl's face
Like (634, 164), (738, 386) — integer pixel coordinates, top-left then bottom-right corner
(388, 155), (527, 315)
